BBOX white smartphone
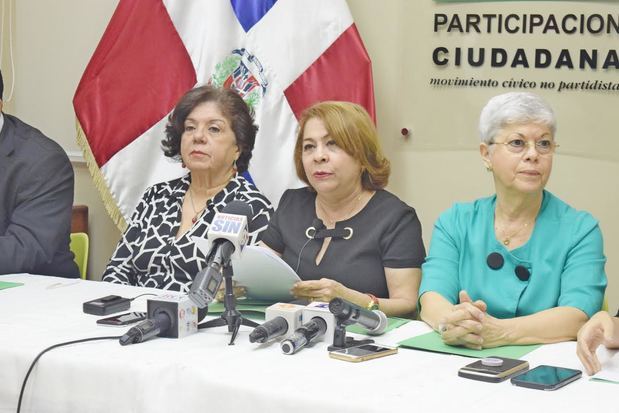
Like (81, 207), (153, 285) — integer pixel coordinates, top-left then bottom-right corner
(329, 344), (398, 363)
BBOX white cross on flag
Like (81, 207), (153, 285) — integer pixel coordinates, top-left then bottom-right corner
(74, 0), (375, 230)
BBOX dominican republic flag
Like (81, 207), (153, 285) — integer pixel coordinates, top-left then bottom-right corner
(73, 0), (375, 231)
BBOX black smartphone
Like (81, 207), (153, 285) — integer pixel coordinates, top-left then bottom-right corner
(96, 312), (146, 326)
(511, 365), (582, 390)
(458, 357), (529, 383)
(329, 344), (398, 362)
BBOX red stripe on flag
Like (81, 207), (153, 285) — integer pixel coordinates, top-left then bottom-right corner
(284, 24), (375, 123)
(73, 0), (196, 166)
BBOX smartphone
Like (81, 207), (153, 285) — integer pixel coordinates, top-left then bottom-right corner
(329, 344), (398, 363)
(511, 365), (582, 391)
(458, 357), (529, 383)
(96, 312), (146, 326)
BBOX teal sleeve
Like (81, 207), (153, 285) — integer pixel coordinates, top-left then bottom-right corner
(558, 215), (607, 318)
(418, 208), (461, 305)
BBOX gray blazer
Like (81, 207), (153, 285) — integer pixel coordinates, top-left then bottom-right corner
(0, 113), (79, 277)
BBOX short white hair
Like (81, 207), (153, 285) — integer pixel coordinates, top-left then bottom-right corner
(478, 92), (556, 144)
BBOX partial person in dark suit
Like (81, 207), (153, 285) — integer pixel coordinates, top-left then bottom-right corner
(0, 70), (79, 277)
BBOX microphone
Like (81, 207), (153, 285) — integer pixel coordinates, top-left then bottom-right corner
(280, 317), (328, 355)
(279, 302), (335, 354)
(250, 317), (288, 343)
(189, 201), (252, 308)
(249, 303), (304, 343)
(328, 297), (388, 336)
(120, 311), (171, 346)
(119, 295), (198, 346)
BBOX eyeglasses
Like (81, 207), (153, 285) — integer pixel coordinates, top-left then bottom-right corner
(489, 138), (559, 155)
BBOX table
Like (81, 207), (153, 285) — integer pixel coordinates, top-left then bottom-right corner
(0, 274), (614, 413)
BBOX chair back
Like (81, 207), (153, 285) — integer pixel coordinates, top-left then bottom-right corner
(70, 232), (89, 280)
(71, 205), (89, 234)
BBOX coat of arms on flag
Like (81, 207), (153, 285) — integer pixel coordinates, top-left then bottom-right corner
(74, 0), (375, 231)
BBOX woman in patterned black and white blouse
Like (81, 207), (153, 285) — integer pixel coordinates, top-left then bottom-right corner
(102, 86), (273, 291)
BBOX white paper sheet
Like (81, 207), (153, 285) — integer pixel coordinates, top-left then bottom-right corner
(193, 238), (300, 302)
(592, 347), (619, 383)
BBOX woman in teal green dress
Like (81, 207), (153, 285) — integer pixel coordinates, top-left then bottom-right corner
(419, 92), (606, 349)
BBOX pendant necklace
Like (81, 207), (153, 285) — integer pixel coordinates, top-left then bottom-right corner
(187, 179), (231, 224)
(496, 220), (531, 246)
(187, 186), (206, 224)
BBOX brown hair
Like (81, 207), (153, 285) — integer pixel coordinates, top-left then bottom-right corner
(294, 101), (390, 190)
(162, 85), (258, 173)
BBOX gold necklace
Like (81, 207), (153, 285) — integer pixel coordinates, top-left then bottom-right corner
(317, 191), (363, 226)
(496, 220), (531, 246)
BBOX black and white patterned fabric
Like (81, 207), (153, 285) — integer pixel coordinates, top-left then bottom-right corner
(102, 174), (273, 291)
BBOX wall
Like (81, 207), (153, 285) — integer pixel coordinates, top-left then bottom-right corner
(4, 0), (617, 313)
(0, 0), (15, 113)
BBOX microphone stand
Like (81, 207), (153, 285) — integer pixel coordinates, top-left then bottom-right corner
(328, 319), (374, 351)
(198, 262), (258, 345)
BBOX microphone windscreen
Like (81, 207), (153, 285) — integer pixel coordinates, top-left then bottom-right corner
(367, 310), (388, 335)
(222, 200), (253, 219)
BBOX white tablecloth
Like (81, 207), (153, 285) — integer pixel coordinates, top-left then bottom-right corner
(0, 274), (614, 413)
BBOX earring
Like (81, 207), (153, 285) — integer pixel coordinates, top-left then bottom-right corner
(232, 159), (238, 173)
(485, 163), (493, 172)
(181, 160), (186, 168)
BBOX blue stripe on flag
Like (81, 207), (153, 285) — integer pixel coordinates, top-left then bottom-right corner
(230, 0), (277, 32)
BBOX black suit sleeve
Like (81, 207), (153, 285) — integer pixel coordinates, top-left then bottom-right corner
(0, 148), (75, 274)
(259, 189), (293, 253)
